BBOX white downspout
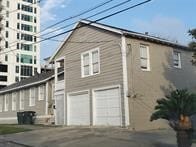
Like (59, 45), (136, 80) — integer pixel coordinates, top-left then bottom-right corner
(121, 35), (130, 126)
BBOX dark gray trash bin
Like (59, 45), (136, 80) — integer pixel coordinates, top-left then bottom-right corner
(17, 112), (24, 125)
(23, 111), (36, 124)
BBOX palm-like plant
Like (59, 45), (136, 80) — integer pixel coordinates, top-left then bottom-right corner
(151, 89), (196, 147)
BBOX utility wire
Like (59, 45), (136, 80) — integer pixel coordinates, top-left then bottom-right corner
(40, 0), (115, 34)
(0, 0), (116, 50)
(41, 0), (133, 37)
(0, 0), (152, 55)
(39, 0), (152, 43)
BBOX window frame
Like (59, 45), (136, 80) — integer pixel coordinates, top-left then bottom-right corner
(140, 44), (150, 71)
(29, 87), (36, 106)
(38, 85), (45, 101)
(20, 90), (25, 110)
(81, 48), (100, 77)
(12, 92), (17, 111)
(173, 51), (182, 69)
(4, 94), (9, 112)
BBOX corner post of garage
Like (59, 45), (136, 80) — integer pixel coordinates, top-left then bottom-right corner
(121, 35), (130, 127)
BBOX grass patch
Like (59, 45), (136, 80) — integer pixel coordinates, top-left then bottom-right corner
(0, 125), (31, 135)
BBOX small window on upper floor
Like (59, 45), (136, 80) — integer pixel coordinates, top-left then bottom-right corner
(81, 48), (100, 77)
(140, 45), (150, 71)
(173, 51), (181, 69)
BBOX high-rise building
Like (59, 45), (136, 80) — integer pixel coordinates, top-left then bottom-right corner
(0, 0), (40, 89)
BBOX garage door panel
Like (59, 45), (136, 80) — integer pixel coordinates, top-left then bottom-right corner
(95, 109), (108, 117)
(107, 99), (120, 107)
(94, 87), (121, 126)
(68, 93), (90, 125)
(95, 117), (108, 125)
(107, 108), (121, 116)
(108, 117), (121, 125)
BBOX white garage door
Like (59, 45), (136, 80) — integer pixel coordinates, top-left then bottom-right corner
(94, 87), (121, 126)
(55, 94), (65, 125)
(68, 91), (90, 125)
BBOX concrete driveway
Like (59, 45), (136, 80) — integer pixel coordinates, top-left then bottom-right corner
(0, 127), (195, 147)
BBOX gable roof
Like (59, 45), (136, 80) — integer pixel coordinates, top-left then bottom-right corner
(50, 19), (191, 62)
(0, 70), (54, 94)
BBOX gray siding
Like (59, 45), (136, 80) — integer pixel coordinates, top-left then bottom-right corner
(126, 38), (196, 130)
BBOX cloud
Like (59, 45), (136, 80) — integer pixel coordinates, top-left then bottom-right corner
(131, 16), (191, 45)
(40, 0), (72, 24)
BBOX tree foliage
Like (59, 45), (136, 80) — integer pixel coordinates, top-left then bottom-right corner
(151, 89), (196, 129)
(188, 29), (196, 65)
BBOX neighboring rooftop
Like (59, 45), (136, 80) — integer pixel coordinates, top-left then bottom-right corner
(0, 71), (54, 94)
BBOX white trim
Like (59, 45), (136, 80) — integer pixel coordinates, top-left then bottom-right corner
(67, 90), (90, 126)
(92, 85), (122, 126)
(81, 48), (100, 78)
(64, 92), (66, 125)
(56, 56), (65, 62)
(81, 20), (123, 35)
(51, 83), (55, 100)
(45, 82), (49, 115)
(121, 36), (130, 126)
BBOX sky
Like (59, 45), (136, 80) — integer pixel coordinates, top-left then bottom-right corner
(39, 0), (196, 62)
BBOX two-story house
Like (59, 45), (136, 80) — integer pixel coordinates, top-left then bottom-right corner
(50, 20), (196, 130)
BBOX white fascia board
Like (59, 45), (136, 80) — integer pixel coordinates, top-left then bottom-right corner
(80, 20), (123, 35)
